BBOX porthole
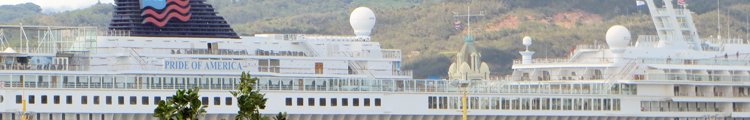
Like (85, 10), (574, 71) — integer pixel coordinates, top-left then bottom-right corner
(0, 95), (4, 103)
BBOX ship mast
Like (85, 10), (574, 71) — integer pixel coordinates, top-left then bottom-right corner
(644, 0), (702, 50)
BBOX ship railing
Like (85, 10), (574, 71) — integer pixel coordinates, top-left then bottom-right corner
(514, 57), (750, 66)
(171, 48), (253, 56)
(170, 48), (312, 57)
(381, 49), (401, 59)
(511, 67), (750, 83)
(636, 35), (659, 45)
(2, 77), (638, 96)
(575, 44), (607, 50)
(334, 51), (372, 58)
(0, 64), (69, 71)
(257, 34), (370, 42)
(392, 70), (412, 77)
(703, 37), (746, 45)
(639, 58), (750, 66)
(513, 58), (567, 64)
(303, 35), (370, 42)
(645, 73), (750, 83)
(515, 74), (618, 81)
(513, 58), (611, 64)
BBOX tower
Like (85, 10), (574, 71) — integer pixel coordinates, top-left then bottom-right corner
(447, 6), (490, 80)
(447, 34), (491, 80)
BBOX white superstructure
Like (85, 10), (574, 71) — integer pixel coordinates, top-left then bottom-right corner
(1, 0), (750, 120)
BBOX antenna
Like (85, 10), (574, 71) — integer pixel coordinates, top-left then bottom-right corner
(452, 1), (485, 43)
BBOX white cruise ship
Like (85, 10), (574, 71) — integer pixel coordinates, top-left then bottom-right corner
(2, 0), (750, 119)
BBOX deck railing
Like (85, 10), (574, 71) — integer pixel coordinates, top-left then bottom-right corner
(381, 49), (401, 59)
(0, 76), (634, 95)
(514, 57), (750, 66)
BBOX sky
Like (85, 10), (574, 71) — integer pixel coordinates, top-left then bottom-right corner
(0, 0), (115, 13)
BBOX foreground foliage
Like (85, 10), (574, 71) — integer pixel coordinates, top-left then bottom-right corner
(233, 72), (280, 120)
(154, 88), (207, 120)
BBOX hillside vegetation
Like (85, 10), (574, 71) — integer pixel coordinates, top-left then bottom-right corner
(1, 0), (749, 79)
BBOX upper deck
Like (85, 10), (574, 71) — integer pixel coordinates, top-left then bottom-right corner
(0, 24), (410, 79)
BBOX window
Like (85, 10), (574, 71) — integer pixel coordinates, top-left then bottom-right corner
(593, 70), (603, 79)
(428, 96), (436, 109)
(470, 97), (479, 109)
(118, 96), (124, 105)
(15, 95), (21, 104)
(541, 71), (551, 80)
(375, 98), (381, 106)
(28, 95), (35, 104)
(202, 97), (208, 105)
(93, 96), (100, 105)
(331, 98), (337, 106)
(226, 97), (232, 106)
(258, 59), (281, 73)
(297, 98), (303, 106)
(81, 96), (88, 104)
(308, 98), (315, 106)
(285, 98), (292, 106)
(440, 97), (447, 109)
(41, 95), (48, 104)
(319, 98), (326, 106)
(342, 98), (349, 106)
(154, 97), (162, 104)
(54, 95), (60, 104)
(66, 95), (73, 104)
(106, 96), (112, 105)
(142, 96), (149, 105)
(315, 63), (324, 74)
(364, 98), (370, 106)
(353, 98), (360, 106)
(214, 97), (221, 106)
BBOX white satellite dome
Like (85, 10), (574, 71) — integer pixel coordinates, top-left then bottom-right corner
(522, 36), (533, 46)
(350, 7), (376, 37)
(605, 25), (631, 49)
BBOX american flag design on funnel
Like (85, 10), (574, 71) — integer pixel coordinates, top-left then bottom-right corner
(140, 0), (191, 27)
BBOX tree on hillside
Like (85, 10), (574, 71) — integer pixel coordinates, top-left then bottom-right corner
(232, 72), (276, 120)
(153, 88), (207, 120)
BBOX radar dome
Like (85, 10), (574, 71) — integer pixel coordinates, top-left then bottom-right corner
(522, 36), (532, 46)
(350, 7), (376, 37)
(605, 25), (631, 49)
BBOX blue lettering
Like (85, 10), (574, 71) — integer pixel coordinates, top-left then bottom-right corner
(165, 60), (246, 70)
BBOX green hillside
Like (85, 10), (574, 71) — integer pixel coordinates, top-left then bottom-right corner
(0, 3), (42, 23)
(1, 0), (749, 79)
